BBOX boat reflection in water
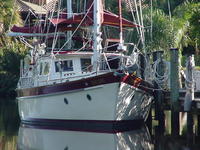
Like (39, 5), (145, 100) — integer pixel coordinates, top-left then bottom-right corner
(17, 124), (153, 150)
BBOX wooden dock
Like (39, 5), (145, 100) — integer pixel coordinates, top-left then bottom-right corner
(163, 90), (200, 113)
(149, 48), (200, 137)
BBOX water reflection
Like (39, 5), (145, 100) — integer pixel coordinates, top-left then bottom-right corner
(17, 125), (153, 150)
(0, 99), (20, 150)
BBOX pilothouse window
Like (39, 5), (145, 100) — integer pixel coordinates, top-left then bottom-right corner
(39, 62), (50, 75)
(55, 60), (73, 72)
(81, 58), (91, 72)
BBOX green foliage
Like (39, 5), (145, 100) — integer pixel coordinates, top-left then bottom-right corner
(0, 0), (21, 31)
(0, 0), (26, 96)
(171, 2), (200, 53)
(141, 0), (200, 62)
(189, 5), (200, 49)
(0, 39), (26, 96)
(143, 8), (174, 52)
(150, 0), (186, 14)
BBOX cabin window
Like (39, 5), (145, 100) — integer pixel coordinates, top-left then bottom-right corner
(39, 62), (49, 75)
(81, 58), (91, 72)
(55, 60), (73, 72)
(43, 62), (50, 75)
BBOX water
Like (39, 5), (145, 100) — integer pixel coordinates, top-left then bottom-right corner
(0, 99), (20, 150)
(0, 98), (200, 150)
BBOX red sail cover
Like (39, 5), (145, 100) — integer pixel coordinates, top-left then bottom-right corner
(50, 10), (139, 28)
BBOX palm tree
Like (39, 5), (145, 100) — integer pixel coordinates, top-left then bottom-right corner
(189, 5), (200, 50)
(141, 1), (200, 53)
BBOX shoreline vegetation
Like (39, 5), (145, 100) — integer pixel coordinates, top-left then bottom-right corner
(0, 0), (200, 96)
(0, 35), (26, 97)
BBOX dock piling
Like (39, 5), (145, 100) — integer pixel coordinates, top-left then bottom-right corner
(170, 48), (180, 136)
(153, 51), (165, 132)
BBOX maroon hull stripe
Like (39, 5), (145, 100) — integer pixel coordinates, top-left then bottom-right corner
(17, 72), (154, 98)
(17, 72), (120, 97)
(21, 118), (144, 133)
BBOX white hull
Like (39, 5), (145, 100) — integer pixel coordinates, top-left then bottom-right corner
(18, 82), (152, 121)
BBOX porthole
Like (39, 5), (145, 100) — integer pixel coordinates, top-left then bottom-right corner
(64, 98), (68, 104)
(86, 94), (92, 101)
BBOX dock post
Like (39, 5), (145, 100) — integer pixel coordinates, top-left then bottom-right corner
(198, 115), (200, 136)
(187, 112), (194, 145)
(170, 48), (180, 136)
(182, 47), (195, 136)
(184, 54), (195, 111)
(186, 54), (195, 139)
(152, 51), (165, 133)
(146, 53), (152, 134)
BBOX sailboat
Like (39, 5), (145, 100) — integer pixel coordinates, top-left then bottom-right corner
(10, 0), (154, 132)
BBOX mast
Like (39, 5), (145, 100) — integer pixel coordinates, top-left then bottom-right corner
(118, 0), (123, 45)
(67, 0), (73, 18)
(67, 0), (73, 49)
(117, 0), (126, 52)
(92, 0), (102, 71)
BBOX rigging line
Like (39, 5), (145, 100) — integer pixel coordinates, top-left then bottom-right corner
(99, 43), (119, 51)
(37, 0), (46, 34)
(168, 0), (172, 20)
(127, 0), (139, 34)
(46, 0), (62, 80)
(43, 1), (58, 34)
(130, 37), (141, 56)
(19, 36), (33, 48)
(44, 0), (57, 44)
(103, 26), (108, 41)
(31, 9), (42, 36)
(42, 10), (49, 34)
(106, 26), (110, 38)
(102, 52), (112, 71)
(65, 12), (86, 15)
(139, 0), (145, 50)
(133, 0), (142, 34)
(150, 0), (153, 41)
(37, 1), (46, 43)
(127, 30), (133, 46)
(24, 11), (31, 26)
(54, 0), (95, 56)
(80, 0), (83, 12)
(77, 0), (79, 12)
(84, 0), (87, 12)
(69, 40), (90, 54)
(133, 0), (144, 52)
(51, 0), (62, 53)
(29, 9), (38, 19)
